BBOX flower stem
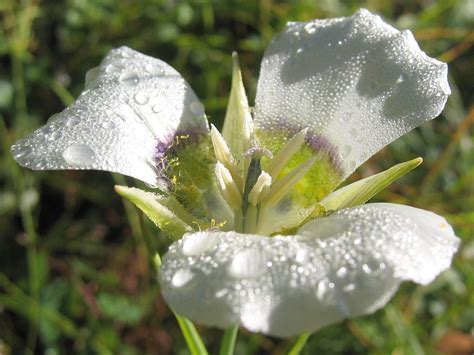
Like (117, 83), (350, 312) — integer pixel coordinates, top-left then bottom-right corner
(152, 252), (208, 354)
(219, 326), (238, 355)
(288, 332), (311, 355)
(175, 314), (209, 355)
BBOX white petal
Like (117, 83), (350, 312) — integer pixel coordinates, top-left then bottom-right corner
(159, 204), (459, 337)
(255, 9), (450, 179)
(11, 46), (208, 186)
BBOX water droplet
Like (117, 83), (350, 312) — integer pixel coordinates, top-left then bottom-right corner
(120, 48), (133, 58)
(63, 144), (95, 166)
(145, 63), (164, 75)
(304, 23), (316, 34)
(171, 268), (194, 287)
(316, 280), (327, 299)
(336, 266), (347, 278)
(362, 264), (372, 274)
(215, 289), (228, 298)
(66, 116), (80, 126)
(189, 101), (205, 116)
(119, 71), (140, 86)
(152, 103), (164, 113)
(47, 113), (61, 123)
(105, 63), (123, 74)
(101, 121), (116, 129)
(295, 249), (309, 264)
(12, 145), (31, 159)
(229, 248), (266, 279)
(396, 74), (405, 84)
(134, 92), (148, 105)
(182, 232), (218, 256)
(343, 283), (355, 292)
(118, 93), (129, 103)
(49, 131), (62, 140)
(85, 67), (101, 88)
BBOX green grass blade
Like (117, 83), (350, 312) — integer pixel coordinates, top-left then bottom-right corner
(219, 326), (238, 355)
(288, 332), (311, 355)
(175, 313), (208, 355)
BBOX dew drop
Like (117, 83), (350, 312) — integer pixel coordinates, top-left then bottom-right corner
(118, 93), (129, 104)
(304, 23), (316, 34)
(182, 232), (218, 256)
(84, 67), (101, 88)
(145, 63), (164, 75)
(105, 63), (123, 74)
(171, 268), (194, 288)
(134, 91), (148, 105)
(229, 248), (266, 279)
(362, 263), (372, 274)
(119, 71), (140, 86)
(47, 113), (61, 124)
(316, 280), (327, 300)
(215, 289), (228, 298)
(62, 144), (95, 166)
(295, 249), (309, 264)
(343, 283), (355, 292)
(336, 266), (347, 278)
(66, 116), (80, 126)
(152, 103), (164, 113)
(189, 101), (205, 116)
(120, 48), (133, 58)
(49, 131), (62, 140)
(12, 145), (31, 159)
(101, 121), (116, 129)
(396, 74), (405, 84)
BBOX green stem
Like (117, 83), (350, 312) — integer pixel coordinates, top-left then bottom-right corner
(288, 332), (311, 355)
(175, 314), (208, 355)
(113, 180), (208, 354)
(219, 326), (238, 355)
(154, 252), (208, 354)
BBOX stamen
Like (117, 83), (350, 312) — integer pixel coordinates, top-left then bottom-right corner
(215, 162), (242, 210)
(248, 171), (272, 206)
(210, 124), (243, 190)
(266, 128), (308, 178)
(210, 124), (233, 166)
(262, 156), (317, 207)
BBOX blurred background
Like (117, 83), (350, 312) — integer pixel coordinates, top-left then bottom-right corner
(0, 0), (473, 354)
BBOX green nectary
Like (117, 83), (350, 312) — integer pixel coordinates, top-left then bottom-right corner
(164, 133), (232, 229)
(257, 129), (342, 207)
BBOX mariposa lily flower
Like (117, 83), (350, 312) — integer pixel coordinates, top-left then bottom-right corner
(11, 9), (459, 337)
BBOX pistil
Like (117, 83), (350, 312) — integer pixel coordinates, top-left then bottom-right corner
(211, 125), (315, 236)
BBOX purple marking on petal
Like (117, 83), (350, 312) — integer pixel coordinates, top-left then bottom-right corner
(153, 126), (210, 174)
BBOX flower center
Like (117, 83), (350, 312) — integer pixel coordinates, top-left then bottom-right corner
(211, 125), (315, 235)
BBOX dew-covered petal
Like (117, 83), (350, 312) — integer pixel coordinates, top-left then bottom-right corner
(11, 46), (209, 187)
(255, 9), (450, 181)
(160, 203), (459, 337)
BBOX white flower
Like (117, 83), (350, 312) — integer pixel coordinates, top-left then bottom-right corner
(11, 9), (459, 337)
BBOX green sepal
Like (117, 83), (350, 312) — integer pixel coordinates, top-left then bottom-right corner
(320, 157), (423, 211)
(222, 52), (254, 163)
(115, 185), (194, 239)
